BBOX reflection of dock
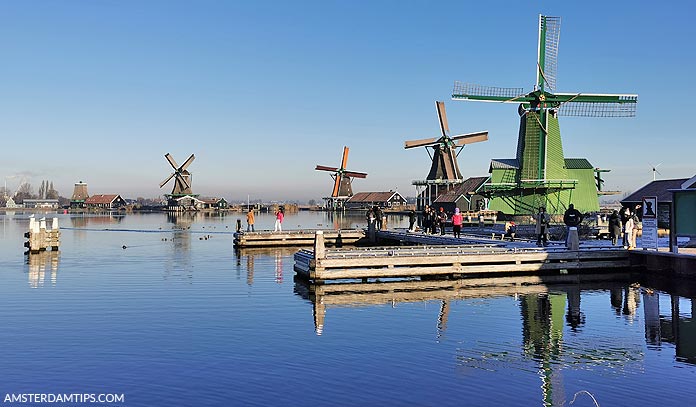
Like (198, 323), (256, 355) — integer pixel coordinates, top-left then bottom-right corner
(27, 251), (60, 288)
(294, 273), (633, 335)
(233, 229), (365, 248)
(294, 237), (631, 281)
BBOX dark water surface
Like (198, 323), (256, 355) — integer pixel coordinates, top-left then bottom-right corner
(1, 211), (695, 406)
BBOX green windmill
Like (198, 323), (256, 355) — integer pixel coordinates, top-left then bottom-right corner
(452, 15), (637, 215)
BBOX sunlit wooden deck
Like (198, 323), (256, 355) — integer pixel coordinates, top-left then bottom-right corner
(233, 229), (365, 248)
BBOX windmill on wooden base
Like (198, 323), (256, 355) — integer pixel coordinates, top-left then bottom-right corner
(160, 153), (200, 211)
(452, 15), (638, 215)
(405, 101), (488, 210)
(315, 146), (367, 210)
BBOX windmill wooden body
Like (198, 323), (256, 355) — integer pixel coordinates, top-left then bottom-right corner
(160, 153), (200, 210)
(452, 15), (637, 215)
(405, 101), (488, 210)
(316, 146), (367, 210)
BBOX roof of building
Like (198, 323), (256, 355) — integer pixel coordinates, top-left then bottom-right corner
(433, 176), (490, 203)
(621, 179), (689, 205)
(564, 158), (594, 169)
(200, 198), (225, 204)
(347, 191), (404, 203)
(85, 194), (121, 204)
(489, 159), (519, 171)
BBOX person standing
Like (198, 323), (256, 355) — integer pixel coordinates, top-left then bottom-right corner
(631, 205), (641, 249)
(274, 208), (284, 232)
(430, 207), (439, 234)
(438, 207), (447, 235)
(408, 210), (416, 232)
(563, 203), (583, 247)
(624, 212), (635, 249)
(246, 208), (255, 232)
(422, 205), (431, 234)
(535, 206), (551, 246)
(608, 209), (621, 246)
(451, 208), (463, 238)
(620, 207), (632, 247)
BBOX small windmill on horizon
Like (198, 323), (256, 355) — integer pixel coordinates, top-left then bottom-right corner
(315, 146), (367, 210)
(160, 153), (200, 210)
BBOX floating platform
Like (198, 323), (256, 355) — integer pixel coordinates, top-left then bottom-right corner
(233, 229), (365, 248)
(293, 231), (630, 282)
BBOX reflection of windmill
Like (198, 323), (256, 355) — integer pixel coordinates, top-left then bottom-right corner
(405, 101), (488, 209)
(452, 15), (638, 215)
(315, 146), (367, 210)
(160, 153), (200, 210)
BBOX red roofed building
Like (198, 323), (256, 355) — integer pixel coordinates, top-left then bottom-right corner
(85, 194), (127, 210)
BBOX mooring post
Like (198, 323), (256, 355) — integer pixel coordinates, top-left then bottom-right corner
(381, 216), (387, 231)
(567, 226), (579, 250)
(314, 230), (325, 260)
(368, 219), (376, 243)
(50, 217), (60, 250)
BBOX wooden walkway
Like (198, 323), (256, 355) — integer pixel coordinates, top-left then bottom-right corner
(233, 229), (365, 248)
(293, 231), (631, 281)
(375, 229), (542, 249)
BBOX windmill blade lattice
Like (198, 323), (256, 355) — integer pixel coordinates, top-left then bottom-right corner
(160, 153), (196, 195)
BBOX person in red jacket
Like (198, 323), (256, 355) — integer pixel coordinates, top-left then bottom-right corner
(451, 208), (463, 238)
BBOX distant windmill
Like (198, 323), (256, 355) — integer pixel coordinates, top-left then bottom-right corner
(452, 15), (638, 215)
(650, 163), (662, 181)
(160, 153), (196, 196)
(405, 101), (488, 180)
(405, 101), (488, 209)
(315, 147), (367, 210)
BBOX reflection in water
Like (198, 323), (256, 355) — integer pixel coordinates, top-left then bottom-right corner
(275, 252), (283, 284)
(234, 247), (298, 287)
(295, 274), (658, 406)
(165, 213), (194, 280)
(26, 251), (60, 288)
(520, 293), (566, 407)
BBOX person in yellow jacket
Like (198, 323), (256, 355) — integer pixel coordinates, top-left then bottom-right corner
(246, 209), (255, 232)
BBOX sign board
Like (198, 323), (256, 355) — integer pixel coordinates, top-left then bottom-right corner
(641, 196), (658, 250)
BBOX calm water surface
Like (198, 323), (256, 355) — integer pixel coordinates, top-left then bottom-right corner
(1, 211), (695, 406)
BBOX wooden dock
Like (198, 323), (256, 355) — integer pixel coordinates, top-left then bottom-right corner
(293, 231), (631, 282)
(233, 229), (365, 248)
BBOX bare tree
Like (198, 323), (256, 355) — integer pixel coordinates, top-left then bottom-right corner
(15, 182), (35, 204)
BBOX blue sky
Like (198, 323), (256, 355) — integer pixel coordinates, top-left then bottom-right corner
(1, 0), (694, 201)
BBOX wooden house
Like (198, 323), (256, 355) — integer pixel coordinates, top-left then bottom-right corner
(345, 191), (407, 210)
(432, 176), (490, 213)
(201, 198), (229, 210)
(621, 178), (695, 228)
(85, 194), (127, 210)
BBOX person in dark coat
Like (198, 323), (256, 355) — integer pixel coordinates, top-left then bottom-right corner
(408, 210), (416, 232)
(608, 210), (622, 246)
(422, 205), (431, 234)
(563, 203), (583, 247)
(438, 207), (447, 235)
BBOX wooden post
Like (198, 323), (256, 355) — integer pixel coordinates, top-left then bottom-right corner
(567, 227), (579, 250)
(314, 230), (325, 260)
(368, 219), (376, 243)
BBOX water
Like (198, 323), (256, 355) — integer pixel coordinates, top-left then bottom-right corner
(1, 210), (696, 406)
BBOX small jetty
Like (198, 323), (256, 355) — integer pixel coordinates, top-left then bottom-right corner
(293, 231), (630, 282)
(233, 229), (365, 248)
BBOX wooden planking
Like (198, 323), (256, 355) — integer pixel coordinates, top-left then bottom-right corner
(234, 229), (365, 247)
